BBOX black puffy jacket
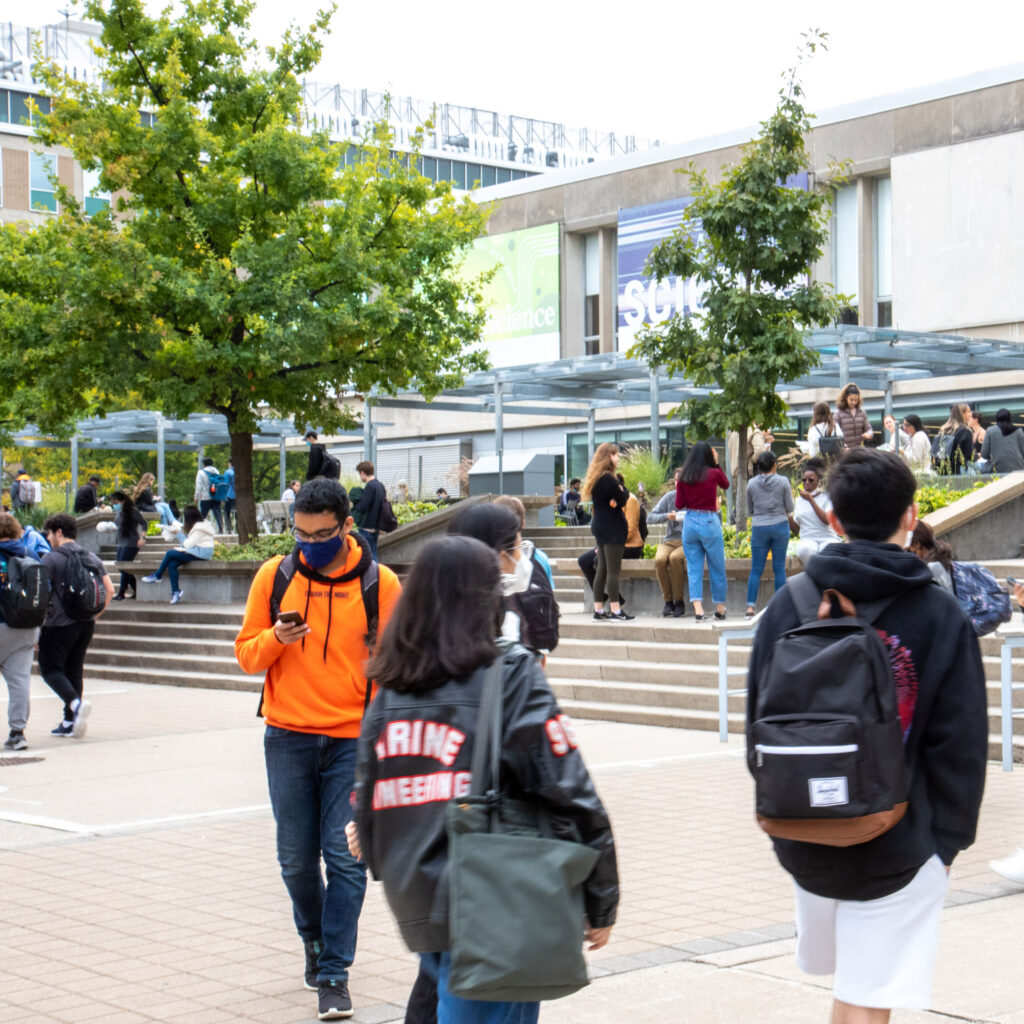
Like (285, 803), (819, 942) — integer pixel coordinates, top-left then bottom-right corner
(354, 643), (619, 953)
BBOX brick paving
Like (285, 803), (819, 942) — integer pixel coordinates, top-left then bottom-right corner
(2, 679), (1023, 1022)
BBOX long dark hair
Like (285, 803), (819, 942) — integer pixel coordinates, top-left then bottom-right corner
(182, 505), (204, 532)
(680, 441), (717, 485)
(447, 502), (519, 553)
(910, 521), (954, 574)
(366, 536), (503, 693)
(996, 408), (1018, 437)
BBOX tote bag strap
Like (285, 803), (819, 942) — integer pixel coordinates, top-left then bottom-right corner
(469, 657), (505, 802)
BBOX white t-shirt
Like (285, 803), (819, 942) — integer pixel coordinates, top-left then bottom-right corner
(905, 431), (932, 473)
(794, 490), (840, 544)
(281, 488), (296, 503)
(806, 422), (844, 458)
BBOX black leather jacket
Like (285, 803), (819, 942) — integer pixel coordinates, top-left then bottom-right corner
(354, 643), (619, 952)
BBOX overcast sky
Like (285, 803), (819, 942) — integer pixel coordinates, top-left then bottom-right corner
(7, 0), (1024, 145)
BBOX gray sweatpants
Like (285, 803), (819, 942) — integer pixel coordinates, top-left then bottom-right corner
(0, 621), (38, 733)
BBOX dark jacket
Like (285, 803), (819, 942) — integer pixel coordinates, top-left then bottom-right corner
(938, 426), (974, 472)
(115, 506), (147, 545)
(41, 542), (107, 628)
(589, 473), (628, 546)
(745, 540), (988, 901)
(354, 478), (387, 531)
(354, 644), (619, 952)
(73, 483), (99, 514)
(134, 488), (157, 513)
(306, 443), (329, 480)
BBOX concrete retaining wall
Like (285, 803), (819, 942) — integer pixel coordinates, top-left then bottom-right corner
(925, 471), (1024, 560)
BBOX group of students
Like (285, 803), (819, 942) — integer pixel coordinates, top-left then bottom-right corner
(235, 477), (609, 1022)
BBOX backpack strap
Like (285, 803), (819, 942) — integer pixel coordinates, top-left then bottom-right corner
(259, 553), (299, 718)
(787, 571), (901, 626)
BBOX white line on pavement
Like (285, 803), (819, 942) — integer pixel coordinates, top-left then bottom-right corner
(0, 803), (272, 834)
(589, 747), (747, 771)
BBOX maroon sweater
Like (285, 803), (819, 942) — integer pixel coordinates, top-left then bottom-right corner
(676, 468), (729, 511)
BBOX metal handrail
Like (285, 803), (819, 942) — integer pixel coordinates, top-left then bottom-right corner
(712, 614), (762, 742)
(998, 631), (1024, 771)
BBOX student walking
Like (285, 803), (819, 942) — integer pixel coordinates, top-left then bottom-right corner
(141, 507), (216, 604)
(744, 451), (795, 617)
(835, 383), (873, 448)
(0, 513), (45, 750)
(648, 468), (686, 616)
(235, 479), (401, 1021)
(676, 442), (729, 621)
(349, 535), (618, 1024)
(38, 514), (113, 739)
(581, 443), (633, 621)
(224, 460), (236, 533)
(194, 457), (225, 533)
(110, 491), (147, 601)
(745, 449), (988, 1024)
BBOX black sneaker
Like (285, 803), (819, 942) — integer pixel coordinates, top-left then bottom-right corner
(672, 601), (686, 618)
(608, 611), (635, 621)
(4, 731), (27, 751)
(304, 938), (322, 991)
(592, 611), (607, 621)
(318, 979), (353, 1019)
(51, 721), (74, 737)
(662, 601), (674, 617)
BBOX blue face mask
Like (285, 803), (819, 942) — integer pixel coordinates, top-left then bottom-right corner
(113, 503), (122, 513)
(298, 534), (345, 569)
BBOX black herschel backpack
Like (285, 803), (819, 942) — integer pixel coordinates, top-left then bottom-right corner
(749, 573), (908, 847)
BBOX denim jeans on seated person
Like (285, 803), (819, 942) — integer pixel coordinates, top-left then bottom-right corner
(419, 951), (539, 1024)
(681, 510), (728, 605)
(264, 728), (367, 983)
(746, 520), (791, 607)
(152, 549), (201, 592)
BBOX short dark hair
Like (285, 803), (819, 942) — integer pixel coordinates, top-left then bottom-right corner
(304, 430), (318, 440)
(294, 477), (350, 521)
(755, 450), (777, 473)
(355, 461), (375, 476)
(88, 475), (101, 485)
(903, 413), (925, 435)
(44, 512), (77, 539)
(366, 536), (502, 693)
(447, 502), (519, 553)
(570, 478), (581, 489)
(202, 457), (213, 467)
(182, 505), (203, 531)
(828, 449), (916, 542)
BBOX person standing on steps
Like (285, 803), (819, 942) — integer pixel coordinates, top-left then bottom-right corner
(235, 478), (401, 1022)
(352, 461), (387, 559)
(224, 460), (237, 534)
(744, 451), (795, 618)
(648, 467), (686, 617)
(38, 514), (113, 739)
(581, 443), (634, 622)
(676, 442), (729, 622)
(194, 457), (225, 533)
(110, 491), (147, 601)
(835, 383), (874, 449)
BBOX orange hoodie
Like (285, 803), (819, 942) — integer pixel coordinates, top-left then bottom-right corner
(235, 535), (401, 737)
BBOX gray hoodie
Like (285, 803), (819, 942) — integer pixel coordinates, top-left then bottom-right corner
(646, 490), (683, 542)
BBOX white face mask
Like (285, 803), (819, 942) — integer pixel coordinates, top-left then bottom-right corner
(500, 541), (534, 596)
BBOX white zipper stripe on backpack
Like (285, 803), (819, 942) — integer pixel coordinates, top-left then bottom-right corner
(755, 743), (858, 767)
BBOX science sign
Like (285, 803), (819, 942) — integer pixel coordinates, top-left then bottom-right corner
(461, 224), (560, 368)
(617, 197), (703, 350)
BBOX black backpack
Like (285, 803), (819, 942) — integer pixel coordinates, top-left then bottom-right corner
(509, 555), (560, 652)
(638, 505), (649, 543)
(748, 573), (908, 847)
(258, 541), (379, 717)
(322, 453), (342, 479)
(60, 547), (106, 621)
(378, 498), (398, 533)
(0, 553), (48, 629)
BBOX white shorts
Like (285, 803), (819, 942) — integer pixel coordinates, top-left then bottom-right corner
(793, 854), (950, 1009)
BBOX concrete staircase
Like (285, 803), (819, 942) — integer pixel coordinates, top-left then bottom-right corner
(49, 528), (1024, 763)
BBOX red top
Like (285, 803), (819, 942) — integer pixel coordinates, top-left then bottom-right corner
(676, 468), (729, 511)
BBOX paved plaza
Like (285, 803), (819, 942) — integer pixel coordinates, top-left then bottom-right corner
(1, 675), (1023, 1024)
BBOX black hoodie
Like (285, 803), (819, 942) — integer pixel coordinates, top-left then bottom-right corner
(746, 540), (988, 900)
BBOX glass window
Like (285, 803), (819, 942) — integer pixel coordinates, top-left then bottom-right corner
(833, 184), (858, 308)
(84, 167), (110, 217)
(10, 92), (31, 127)
(465, 163), (482, 188)
(30, 152), (57, 212)
(583, 232), (600, 354)
(450, 161), (466, 189)
(874, 176), (892, 316)
(0, 90), (9, 123)
(481, 165), (496, 188)
(420, 155), (436, 181)
(435, 158), (451, 182)
(496, 167), (511, 184)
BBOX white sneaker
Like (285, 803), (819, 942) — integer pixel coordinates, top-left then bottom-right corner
(72, 700), (92, 740)
(170, 590), (183, 605)
(990, 848), (1024, 884)
(141, 574), (160, 584)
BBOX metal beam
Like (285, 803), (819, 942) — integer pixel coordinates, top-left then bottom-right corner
(649, 371), (660, 455)
(495, 382), (504, 494)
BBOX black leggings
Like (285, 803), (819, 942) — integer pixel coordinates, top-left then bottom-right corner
(38, 620), (95, 719)
(116, 544), (139, 596)
(593, 543), (625, 605)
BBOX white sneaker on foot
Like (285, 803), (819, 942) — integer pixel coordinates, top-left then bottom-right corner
(141, 574), (160, 583)
(990, 848), (1024, 884)
(72, 700), (92, 739)
(170, 590), (183, 605)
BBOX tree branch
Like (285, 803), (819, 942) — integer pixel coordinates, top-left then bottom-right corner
(117, 11), (168, 108)
(309, 280), (343, 301)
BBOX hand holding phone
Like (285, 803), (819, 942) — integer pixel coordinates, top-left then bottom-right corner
(277, 610), (305, 626)
(275, 609), (309, 644)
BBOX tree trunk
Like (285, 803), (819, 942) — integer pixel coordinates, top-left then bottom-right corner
(230, 430), (257, 545)
(736, 427), (749, 534)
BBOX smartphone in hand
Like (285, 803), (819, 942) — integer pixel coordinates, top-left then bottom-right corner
(277, 610), (306, 627)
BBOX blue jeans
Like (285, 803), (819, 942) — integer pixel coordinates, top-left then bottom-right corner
(155, 501), (175, 525)
(152, 549), (201, 592)
(419, 952), (539, 1024)
(746, 521), (791, 607)
(358, 528), (378, 559)
(681, 510), (728, 604)
(264, 728), (366, 983)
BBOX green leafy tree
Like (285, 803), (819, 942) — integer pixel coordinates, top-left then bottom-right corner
(630, 33), (841, 531)
(0, 0), (490, 541)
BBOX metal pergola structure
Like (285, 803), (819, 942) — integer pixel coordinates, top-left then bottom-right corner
(367, 325), (1024, 491)
(2, 412), (363, 499)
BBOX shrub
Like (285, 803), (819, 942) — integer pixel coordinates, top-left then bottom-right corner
(618, 445), (671, 500)
(915, 478), (992, 516)
(214, 533), (294, 562)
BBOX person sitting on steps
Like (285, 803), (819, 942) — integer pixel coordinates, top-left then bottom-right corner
(141, 506), (216, 605)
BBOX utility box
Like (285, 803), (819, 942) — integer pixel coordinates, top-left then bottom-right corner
(468, 453), (556, 525)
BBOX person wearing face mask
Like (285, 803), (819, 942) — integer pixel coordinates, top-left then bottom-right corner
(235, 478), (401, 1022)
(448, 502), (559, 655)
